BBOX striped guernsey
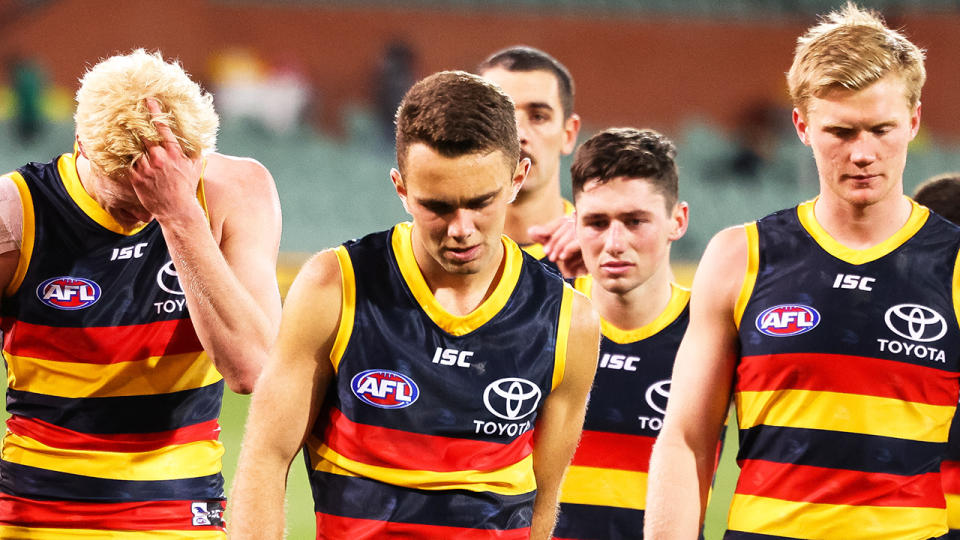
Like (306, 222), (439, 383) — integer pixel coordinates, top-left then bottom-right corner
(0, 153), (226, 539)
(305, 222), (573, 539)
(729, 198), (960, 539)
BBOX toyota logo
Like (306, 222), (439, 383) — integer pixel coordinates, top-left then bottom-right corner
(483, 377), (542, 420)
(157, 261), (185, 295)
(884, 304), (947, 343)
(645, 380), (671, 416)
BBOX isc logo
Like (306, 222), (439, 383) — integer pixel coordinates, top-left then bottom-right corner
(36, 276), (101, 310)
(351, 369), (419, 409)
(599, 353), (639, 371)
(755, 304), (820, 337)
(431, 347), (473, 367)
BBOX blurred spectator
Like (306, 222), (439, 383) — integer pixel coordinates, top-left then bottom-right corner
(209, 48), (312, 135)
(374, 40), (416, 145)
(7, 54), (45, 143)
(727, 100), (783, 179)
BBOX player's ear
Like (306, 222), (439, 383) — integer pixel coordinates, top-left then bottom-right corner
(75, 135), (87, 158)
(561, 113), (581, 155)
(668, 201), (689, 242)
(792, 108), (811, 146)
(390, 168), (410, 214)
(509, 158), (531, 203)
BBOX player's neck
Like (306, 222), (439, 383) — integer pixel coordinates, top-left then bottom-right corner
(504, 176), (565, 245)
(592, 258), (675, 331)
(414, 238), (507, 317)
(813, 192), (913, 250)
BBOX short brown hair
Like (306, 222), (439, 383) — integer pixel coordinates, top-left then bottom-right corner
(395, 70), (519, 173)
(914, 173), (960, 226)
(571, 128), (678, 211)
(788, 2), (925, 115)
(477, 46), (575, 119)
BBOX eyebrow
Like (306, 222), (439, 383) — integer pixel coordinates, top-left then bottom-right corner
(416, 188), (502, 209)
(521, 102), (555, 113)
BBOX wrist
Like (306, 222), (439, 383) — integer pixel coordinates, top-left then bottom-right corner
(154, 199), (208, 233)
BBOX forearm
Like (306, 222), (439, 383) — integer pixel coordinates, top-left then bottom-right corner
(530, 487), (561, 540)
(644, 436), (710, 538)
(228, 450), (291, 539)
(160, 207), (278, 393)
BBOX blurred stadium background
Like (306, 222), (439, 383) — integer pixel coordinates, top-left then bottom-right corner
(2, 0), (960, 537)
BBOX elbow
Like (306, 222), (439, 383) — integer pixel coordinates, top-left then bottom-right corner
(211, 351), (264, 395)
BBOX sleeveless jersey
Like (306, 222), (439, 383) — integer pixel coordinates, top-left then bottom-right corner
(518, 199), (574, 276)
(554, 276), (689, 540)
(0, 153), (226, 539)
(305, 222), (574, 539)
(729, 199), (960, 540)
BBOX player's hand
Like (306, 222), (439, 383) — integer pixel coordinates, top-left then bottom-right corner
(529, 215), (587, 278)
(128, 98), (204, 225)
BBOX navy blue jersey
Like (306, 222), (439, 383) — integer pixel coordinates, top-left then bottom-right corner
(555, 276), (689, 540)
(304, 222), (575, 539)
(0, 153), (225, 536)
(728, 198), (960, 539)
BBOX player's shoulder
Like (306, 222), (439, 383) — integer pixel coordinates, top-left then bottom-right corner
(288, 248), (343, 300)
(202, 152), (276, 198)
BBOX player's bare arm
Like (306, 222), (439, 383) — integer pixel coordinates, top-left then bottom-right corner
(230, 249), (341, 539)
(530, 290), (600, 539)
(130, 99), (282, 393)
(644, 226), (746, 538)
(0, 175), (23, 303)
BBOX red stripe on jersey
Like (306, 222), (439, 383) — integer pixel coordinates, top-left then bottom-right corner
(737, 353), (957, 406)
(570, 430), (654, 471)
(0, 494), (225, 531)
(315, 512), (529, 539)
(735, 459), (946, 508)
(943, 460), (960, 493)
(1, 318), (202, 365)
(321, 408), (533, 473)
(6, 415), (221, 452)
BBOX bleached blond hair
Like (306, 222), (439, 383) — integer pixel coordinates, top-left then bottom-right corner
(74, 49), (219, 179)
(787, 2), (925, 115)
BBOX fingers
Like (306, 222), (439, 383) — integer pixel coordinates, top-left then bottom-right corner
(527, 215), (567, 244)
(542, 217), (576, 261)
(144, 98), (180, 147)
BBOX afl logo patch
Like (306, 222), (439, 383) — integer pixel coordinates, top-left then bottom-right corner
(756, 304), (820, 337)
(351, 369), (419, 409)
(37, 276), (101, 310)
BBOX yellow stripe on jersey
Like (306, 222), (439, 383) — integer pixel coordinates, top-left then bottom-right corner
(734, 222), (759, 329)
(559, 465), (647, 510)
(392, 222), (523, 336)
(797, 197), (928, 266)
(601, 283), (689, 344)
(552, 284), (573, 391)
(736, 389), (953, 443)
(728, 493), (947, 540)
(4, 352), (221, 398)
(308, 438), (536, 496)
(952, 246), (960, 334)
(5, 171), (35, 296)
(521, 242), (547, 260)
(330, 245), (356, 373)
(58, 153), (149, 236)
(0, 526), (225, 539)
(947, 493), (960, 529)
(2, 432), (224, 481)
